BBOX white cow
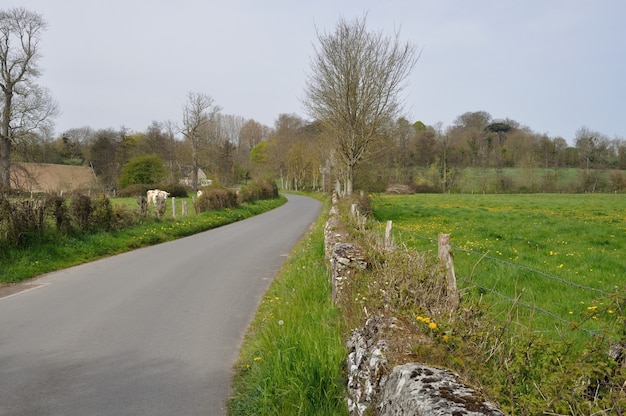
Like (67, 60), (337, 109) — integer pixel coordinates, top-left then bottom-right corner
(146, 189), (170, 205)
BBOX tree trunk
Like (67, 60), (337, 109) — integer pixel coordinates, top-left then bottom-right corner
(0, 136), (10, 188)
(1, 92), (13, 188)
(346, 162), (354, 196)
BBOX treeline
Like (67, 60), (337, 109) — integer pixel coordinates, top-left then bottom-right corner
(10, 110), (626, 194)
(252, 112), (626, 194)
(11, 115), (272, 192)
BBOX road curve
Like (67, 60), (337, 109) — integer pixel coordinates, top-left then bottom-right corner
(0, 194), (322, 416)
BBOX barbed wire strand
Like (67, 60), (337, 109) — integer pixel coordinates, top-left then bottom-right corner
(456, 275), (596, 336)
(368, 220), (612, 336)
(390, 224), (613, 296)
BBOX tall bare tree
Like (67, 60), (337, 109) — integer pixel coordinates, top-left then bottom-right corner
(0, 8), (57, 189)
(181, 92), (220, 190)
(303, 15), (418, 195)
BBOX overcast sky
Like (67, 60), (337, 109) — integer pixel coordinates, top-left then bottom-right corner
(13, 0), (626, 143)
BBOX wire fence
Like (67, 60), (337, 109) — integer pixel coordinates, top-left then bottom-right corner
(381, 221), (619, 337)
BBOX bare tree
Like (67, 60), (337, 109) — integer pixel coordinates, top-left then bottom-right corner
(0, 8), (57, 189)
(303, 15), (418, 195)
(181, 92), (220, 190)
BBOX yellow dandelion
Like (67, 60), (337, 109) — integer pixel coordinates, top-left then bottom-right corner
(253, 356), (262, 361)
(428, 322), (437, 330)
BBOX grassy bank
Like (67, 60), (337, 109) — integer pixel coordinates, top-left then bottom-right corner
(228, 196), (349, 416)
(0, 196), (286, 284)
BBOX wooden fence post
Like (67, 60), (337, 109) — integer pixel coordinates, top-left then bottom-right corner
(438, 233), (459, 309)
(171, 197), (176, 220)
(385, 220), (393, 249)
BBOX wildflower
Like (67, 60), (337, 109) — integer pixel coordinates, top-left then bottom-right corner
(428, 322), (437, 330)
(442, 335), (450, 342)
(557, 264), (564, 269)
(253, 356), (262, 361)
(278, 320), (284, 326)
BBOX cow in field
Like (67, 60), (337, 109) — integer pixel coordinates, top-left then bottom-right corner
(146, 189), (170, 206)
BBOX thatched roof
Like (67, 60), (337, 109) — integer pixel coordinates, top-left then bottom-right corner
(11, 163), (98, 193)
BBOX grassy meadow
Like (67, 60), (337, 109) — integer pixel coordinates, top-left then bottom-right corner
(372, 193), (625, 341)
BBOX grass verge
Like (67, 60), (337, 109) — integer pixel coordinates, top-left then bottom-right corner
(228, 196), (349, 416)
(0, 196), (286, 284)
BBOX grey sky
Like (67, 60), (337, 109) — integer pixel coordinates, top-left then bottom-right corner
(14, 0), (626, 143)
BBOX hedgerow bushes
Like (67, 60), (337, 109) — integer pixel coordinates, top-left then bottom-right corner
(194, 181), (278, 213)
(0, 193), (134, 247)
(195, 188), (238, 212)
(0, 181), (279, 247)
(237, 181), (278, 203)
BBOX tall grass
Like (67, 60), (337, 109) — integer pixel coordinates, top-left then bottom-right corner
(372, 193), (625, 341)
(228, 198), (348, 416)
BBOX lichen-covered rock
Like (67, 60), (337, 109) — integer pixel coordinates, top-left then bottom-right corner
(346, 317), (388, 416)
(329, 241), (366, 302)
(377, 364), (504, 416)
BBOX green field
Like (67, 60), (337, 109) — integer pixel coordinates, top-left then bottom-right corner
(372, 193), (625, 340)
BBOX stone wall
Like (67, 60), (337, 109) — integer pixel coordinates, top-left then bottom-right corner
(324, 199), (504, 416)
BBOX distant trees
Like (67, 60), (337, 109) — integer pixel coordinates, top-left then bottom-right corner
(118, 154), (166, 188)
(304, 15), (418, 195)
(0, 7), (57, 189)
(181, 92), (221, 190)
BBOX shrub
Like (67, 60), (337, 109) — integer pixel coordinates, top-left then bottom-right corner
(117, 184), (151, 198)
(159, 183), (189, 198)
(69, 193), (92, 232)
(45, 194), (70, 233)
(111, 204), (137, 229)
(91, 194), (113, 231)
(0, 198), (46, 246)
(238, 181), (278, 203)
(195, 188), (238, 212)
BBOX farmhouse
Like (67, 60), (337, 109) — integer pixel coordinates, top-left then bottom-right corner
(179, 167), (212, 187)
(10, 162), (97, 194)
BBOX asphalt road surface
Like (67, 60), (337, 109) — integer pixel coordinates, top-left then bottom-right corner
(0, 194), (322, 416)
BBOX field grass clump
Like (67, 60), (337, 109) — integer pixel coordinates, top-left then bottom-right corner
(228, 197), (348, 416)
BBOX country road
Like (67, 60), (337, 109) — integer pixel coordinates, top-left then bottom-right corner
(0, 194), (322, 416)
